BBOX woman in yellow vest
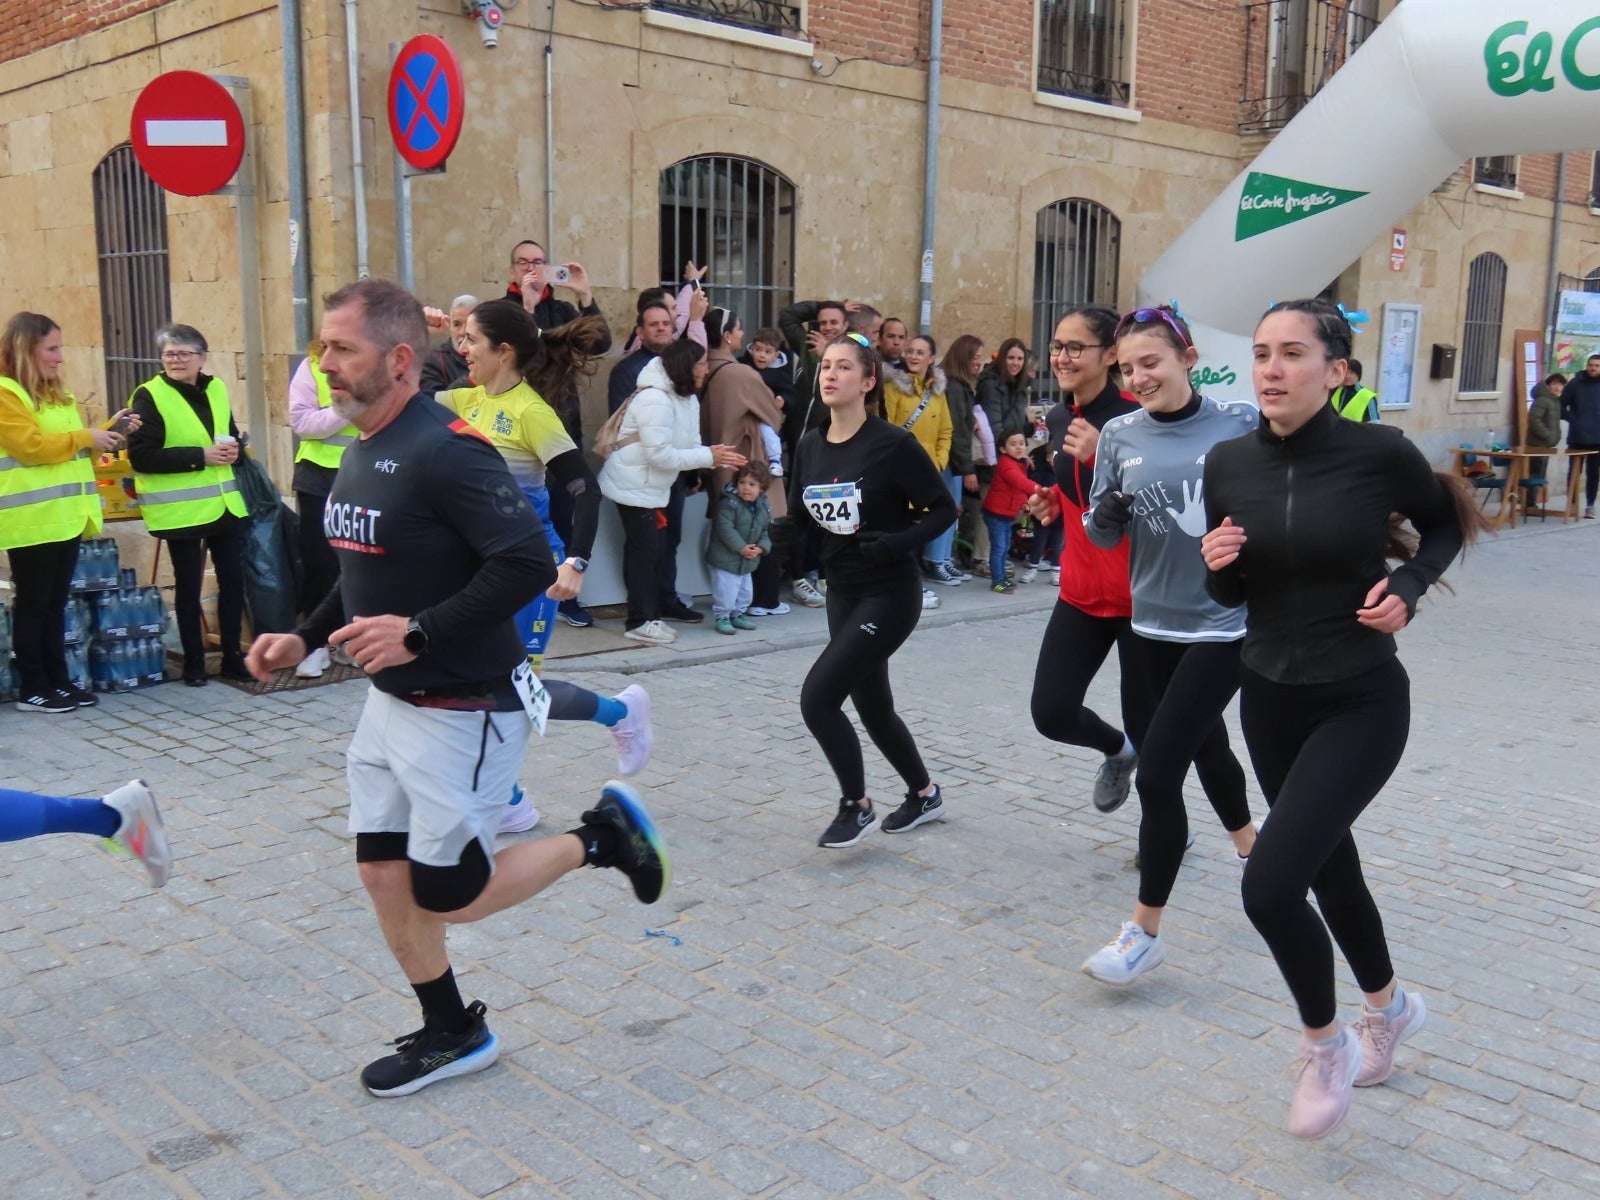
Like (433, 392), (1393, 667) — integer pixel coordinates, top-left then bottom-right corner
(1, 312), (134, 712)
(127, 324), (249, 687)
(287, 339), (356, 678)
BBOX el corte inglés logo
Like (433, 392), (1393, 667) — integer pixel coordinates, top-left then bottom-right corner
(1235, 172), (1369, 241)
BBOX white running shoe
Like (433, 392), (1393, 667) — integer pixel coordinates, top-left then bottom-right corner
(294, 645), (331, 679)
(792, 578), (825, 608)
(1081, 921), (1165, 987)
(498, 784), (541, 834)
(746, 602), (791, 616)
(624, 620), (677, 645)
(921, 588), (941, 610)
(103, 780), (172, 888)
(611, 684), (653, 777)
(1019, 565), (1038, 584)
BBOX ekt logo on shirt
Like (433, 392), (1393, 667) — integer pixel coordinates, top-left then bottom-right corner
(325, 502), (384, 554)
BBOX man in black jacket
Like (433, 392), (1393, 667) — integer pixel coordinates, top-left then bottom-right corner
(607, 301), (676, 415)
(506, 239), (613, 625)
(1561, 353), (1600, 517)
(418, 295), (477, 396)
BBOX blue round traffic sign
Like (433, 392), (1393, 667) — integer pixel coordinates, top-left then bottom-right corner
(387, 35), (465, 171)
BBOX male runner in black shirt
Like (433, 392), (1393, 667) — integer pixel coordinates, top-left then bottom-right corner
(247, 279), (668, 1098)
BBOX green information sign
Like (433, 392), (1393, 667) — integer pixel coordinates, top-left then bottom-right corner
(1234, 172), (1369, 242)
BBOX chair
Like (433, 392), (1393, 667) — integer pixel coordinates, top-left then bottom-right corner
(1458, 445), (1508, 513)
(1518, 470), (1549, 522)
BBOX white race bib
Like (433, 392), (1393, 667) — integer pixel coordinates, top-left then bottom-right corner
(802, 481), (862, 535)
(510, 661), (550, 735)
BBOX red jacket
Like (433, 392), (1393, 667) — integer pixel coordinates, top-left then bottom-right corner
(983, 454), (1036, 518)
(1050, 385), (1138, 619)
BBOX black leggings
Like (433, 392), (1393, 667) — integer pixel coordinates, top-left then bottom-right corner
(1127, 636), (1252, 909)
(296, 491), (340, 628)
(1239, 658), (1408, 1029)
(166, 524), (246, 672)
(6, 536), (80, 695)
(800, 577), (929, 801)
(1031, 599), (1151, 759)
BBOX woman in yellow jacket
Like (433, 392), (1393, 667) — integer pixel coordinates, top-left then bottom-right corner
(0, 313), (134, 712)
(881, 335), (955, 589)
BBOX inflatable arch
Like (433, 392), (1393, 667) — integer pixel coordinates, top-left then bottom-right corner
(1138, 0), (1600, 403)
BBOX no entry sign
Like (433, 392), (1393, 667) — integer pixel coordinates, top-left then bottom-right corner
(388, 35), (465, 172)
(130, 72), (246, 196)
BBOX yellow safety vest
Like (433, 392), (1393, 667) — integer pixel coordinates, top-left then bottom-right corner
(1332, 386), (1378, 423)
(292, 354), (357, 470)
(0, 377), (102, 551)
(133, 375), (248, 533)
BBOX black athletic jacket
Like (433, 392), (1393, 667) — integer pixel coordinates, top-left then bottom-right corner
(1202, 403), (1463, 686)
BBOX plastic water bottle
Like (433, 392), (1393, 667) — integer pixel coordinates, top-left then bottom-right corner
(1487, 427), (1497, 452)
(90, 642), (111, 692)
(68, 645), (90, 691)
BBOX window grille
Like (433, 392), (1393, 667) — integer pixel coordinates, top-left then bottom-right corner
(1032, 198), (1120, 404)
(1240, 0), (1378, 134)
(653, 0), (802, 37)
(94, 145), (172, 406)
(1460, 252), (1507, 393)
(1037, 0), (1131, 106)
(659, 156), (796, 332)
(1473, 156), (1518, 190)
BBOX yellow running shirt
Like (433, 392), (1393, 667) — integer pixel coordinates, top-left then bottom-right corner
(436, 381), (575, 489)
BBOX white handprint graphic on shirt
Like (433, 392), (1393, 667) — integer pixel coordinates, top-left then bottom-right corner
(1165, 478), (1207, 538)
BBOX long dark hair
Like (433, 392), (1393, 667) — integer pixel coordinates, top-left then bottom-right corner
(1261, 296), (1489, 562)
(941, 333), (983, 389)
(993, 337), (1028, 385)
(660, 338), (706, 397)
(470, 299), (605, 399)
(824, 334), (885, 419)
(706, 307), (739, 351)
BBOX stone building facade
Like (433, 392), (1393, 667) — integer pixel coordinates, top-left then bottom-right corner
(2, 0), (1597, 483)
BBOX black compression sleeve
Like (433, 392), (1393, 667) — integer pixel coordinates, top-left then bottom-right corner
(544, 448), (599, 560)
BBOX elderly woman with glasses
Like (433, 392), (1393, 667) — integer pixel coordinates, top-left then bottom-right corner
(127, 324), (250, 686)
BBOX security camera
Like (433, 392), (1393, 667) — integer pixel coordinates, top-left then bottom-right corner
(464, 0), (504, 48)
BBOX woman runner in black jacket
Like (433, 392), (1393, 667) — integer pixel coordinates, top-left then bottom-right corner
(1201, 298), (1485, 1141)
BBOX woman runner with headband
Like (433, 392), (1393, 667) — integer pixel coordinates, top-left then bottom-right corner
(1202, 298), (1484, 1139)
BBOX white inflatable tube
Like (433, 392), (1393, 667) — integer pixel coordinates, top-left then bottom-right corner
(1140, 0), (1600, 392)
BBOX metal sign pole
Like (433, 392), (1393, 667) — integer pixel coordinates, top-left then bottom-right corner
(212, 75), (268, 474)
(389, 43), (415, 290)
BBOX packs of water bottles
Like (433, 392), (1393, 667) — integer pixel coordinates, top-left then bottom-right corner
(70, 538), (121, 592)
(0, 601), (15, 702)
(86, 585), (166, 641)
(88, 636), (167, 692)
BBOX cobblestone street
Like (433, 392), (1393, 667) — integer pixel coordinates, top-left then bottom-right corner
(2, 521), (1598, 1199)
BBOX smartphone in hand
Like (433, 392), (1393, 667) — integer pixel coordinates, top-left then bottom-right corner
(550, 265), (571, 285)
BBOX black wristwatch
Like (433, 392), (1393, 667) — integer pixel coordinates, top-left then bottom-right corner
(403, 618), (429, 656)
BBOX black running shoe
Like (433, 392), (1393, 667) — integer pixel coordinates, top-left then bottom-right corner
(57, 686), (97, 709)
(882, 785), (945, 834)
(360, 1000), (499, 1098)
(660, 601), (705, 624)
(15, 692), (75, 714)
(818, 799), (878, 848)
(580, 780), (669, 904)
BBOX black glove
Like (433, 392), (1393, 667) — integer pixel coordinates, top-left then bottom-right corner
(854, 529), (895, 565)
(1090, 490), (1136, 532)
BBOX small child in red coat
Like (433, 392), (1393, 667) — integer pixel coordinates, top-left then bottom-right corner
(982, 430), (1035, 593)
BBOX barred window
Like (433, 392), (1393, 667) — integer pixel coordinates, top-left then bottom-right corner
(659, 156), (795, 331)
(1473, 156), (1518, 190)
(1241, 0), (1378, 134)
(94, 145), (172, 406)
(1460, 252), (1507, 394)
(653, 0), (802, 38)
(1032, 198), (1120, 403)
(1037, 0), (1131, 106)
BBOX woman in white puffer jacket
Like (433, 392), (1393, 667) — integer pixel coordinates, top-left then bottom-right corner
(600, 339), (745, 644)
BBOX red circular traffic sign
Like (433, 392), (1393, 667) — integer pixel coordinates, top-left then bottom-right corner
(388, 35), (466, 172)
(129, 71), (246, 196)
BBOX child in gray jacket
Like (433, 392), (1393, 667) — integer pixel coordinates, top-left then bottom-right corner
(707, 462), (773, 634)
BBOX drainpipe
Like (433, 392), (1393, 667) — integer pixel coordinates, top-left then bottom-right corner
(1545, 152), (1568, 354)
(916, 0), (943, 335)
(280, 0), (313, 348)
(544, 13), (556, 256)
(344, 0), (370, 279)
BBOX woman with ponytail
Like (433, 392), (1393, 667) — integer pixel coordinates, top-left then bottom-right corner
(1201, 298), (1486, 1140)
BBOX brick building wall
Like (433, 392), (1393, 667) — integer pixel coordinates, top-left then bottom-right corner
(0, 0), (167, 63)
(1137, 0), (1243, 132)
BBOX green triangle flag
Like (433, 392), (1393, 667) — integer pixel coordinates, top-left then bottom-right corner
(1235, 172), (1369, 241)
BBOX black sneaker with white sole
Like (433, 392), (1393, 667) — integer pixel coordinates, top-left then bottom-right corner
(818, 799), (878, 848)
(360, 1000), (499, 1097)
(16, 692), (76, 714)
(882, 785), (945, 833)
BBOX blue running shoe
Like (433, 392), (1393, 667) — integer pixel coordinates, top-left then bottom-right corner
(582, 780), (669, 903)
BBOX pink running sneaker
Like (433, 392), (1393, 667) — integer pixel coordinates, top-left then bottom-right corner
(1352, 987), (1427, 1087)
(1287, 1031), (1363, 1140)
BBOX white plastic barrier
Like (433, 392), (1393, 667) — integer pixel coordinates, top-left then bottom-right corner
(579, 490), (712, 607)
(1139, 0), (1600, 400)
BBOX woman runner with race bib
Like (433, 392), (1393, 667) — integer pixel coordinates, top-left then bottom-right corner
(784, 334), (959, 849)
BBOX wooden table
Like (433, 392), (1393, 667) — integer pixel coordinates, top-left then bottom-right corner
(1448, 446), (1599, 528)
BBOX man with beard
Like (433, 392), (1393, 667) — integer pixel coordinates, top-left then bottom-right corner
(247, 278), (668, 1098)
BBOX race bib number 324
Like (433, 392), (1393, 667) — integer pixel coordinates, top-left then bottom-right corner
(802, 481), (862, 535)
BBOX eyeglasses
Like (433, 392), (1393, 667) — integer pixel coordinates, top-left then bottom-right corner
(1114, 307), (1192, 347)
(512, 257), (547, 270)
(1048, 341), (1106, 359)
(160, 350), (201, 362)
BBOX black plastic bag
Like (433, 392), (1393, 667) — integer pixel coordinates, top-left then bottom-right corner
(233, 452), (301, 634)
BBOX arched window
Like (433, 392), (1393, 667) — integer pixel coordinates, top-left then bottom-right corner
(1032, 198), (1120, 401)
(659, 156), (795, 331)
(94, 145), (172, 406)
(1460, 251), (1507, 393)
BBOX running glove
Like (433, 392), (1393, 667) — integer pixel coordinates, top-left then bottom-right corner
(1090, 490), (1137, 533)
